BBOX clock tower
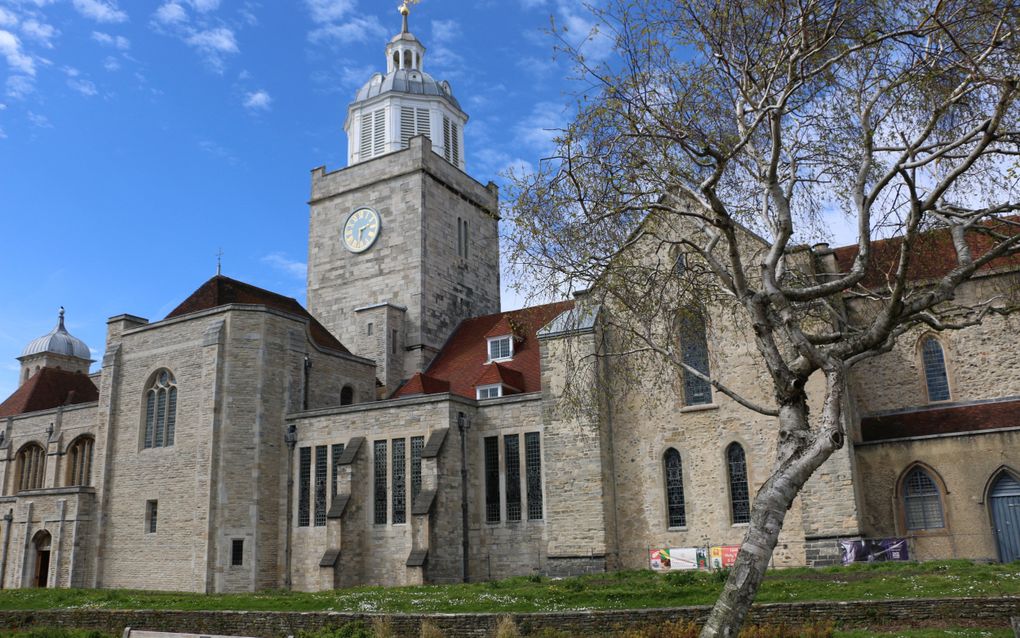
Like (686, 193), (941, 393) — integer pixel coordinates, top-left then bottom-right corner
(306, 3), (500, 394)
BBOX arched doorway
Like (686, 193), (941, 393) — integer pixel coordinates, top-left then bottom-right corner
(990, 472), (1020, 563)
(31, 530), (51, 588)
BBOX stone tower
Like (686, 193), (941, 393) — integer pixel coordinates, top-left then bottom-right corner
(307, 3), (500, 394)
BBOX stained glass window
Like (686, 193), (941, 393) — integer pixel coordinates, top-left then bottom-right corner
(665, 448), (686, 527)
(922, 338), (951, 402)
(392, 438), (406, 524)
(505, 434), (521, 522)
(484, 436), (500, 523)
(374, 440), (387, 524)
(681, 314), (712, 406)
(727, 443), (750, 524)
(525, 432), (543, 520)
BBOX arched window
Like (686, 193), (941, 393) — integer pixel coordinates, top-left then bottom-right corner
(727, 442), (750, 524)
(340, 385), (354, 406)
(16, 443), (46, 492)
(680, 313), (711, 406)
(902, 466), (945, 530)
(664, 448), (686, 528)
(65, 436), (94, 487)
(143, 369), (177, 449)
(403, 50), (412, 69)
(921, 337), (951, 402)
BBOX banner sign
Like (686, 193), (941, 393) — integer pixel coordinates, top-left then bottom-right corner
(839, 538), (909, 565)
(709, 545), (740, 569)
(649, 547), (711, 571)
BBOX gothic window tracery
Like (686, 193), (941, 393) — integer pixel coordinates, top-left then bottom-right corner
(66, 435), (94, 487)
(727, 442), (750, 524)
(16, 442), (46, 492)
(902, 466), (945, 530)
(143, 369), (177, 449)
(664, 448), (686, 528)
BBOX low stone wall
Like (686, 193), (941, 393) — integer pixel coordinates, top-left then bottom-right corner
(1, 597), (1018, 637)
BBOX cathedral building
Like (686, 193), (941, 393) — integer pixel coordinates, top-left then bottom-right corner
(0, 7), (1018, 592)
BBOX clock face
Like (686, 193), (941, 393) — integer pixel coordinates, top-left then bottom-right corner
(342, 207), (381, 253)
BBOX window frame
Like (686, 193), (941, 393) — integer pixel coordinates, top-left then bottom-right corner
(899, 465), (947, 532)
(486, 336), (513, 362)
(919, 336), (952, 403)
(664, 448), (687, 529)
(145, 499), (158, 534)
(15, 442), (46, 492)
(65, 435), (95, 487)
(679, 313), (712, 406)
(476, 384), (503, 400)
(141, 368), (177, 450)
(726, 442), (751, 525)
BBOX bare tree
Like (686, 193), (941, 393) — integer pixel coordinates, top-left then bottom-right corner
(505, 1), (1020, 636)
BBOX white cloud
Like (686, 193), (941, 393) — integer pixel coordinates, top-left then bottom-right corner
(309, 15), (386, 46)
(556, 1), (614, 62)
(103, 55), (119, 71)
(0, 30), (35, 75)
(72, 0), (128, 23)
(518, 0), (546, 8)
(305, 0), (355, 24)
(0, 126), (6, 139)
(92, 31), (129, 49)
(186, 27), (237, 53)
(188, 0), (219, 12)
(0, 8), (18, 28)
(243, 89), (271, 111)
(431, 19), (459, 44)
(263, 253), (307, 279)
(27, 110), (52, 127)
(154, 2), (187, 25)
(6, 74), (34, 99)
(514, 101), (568, 152)
(21, 20), (57, 47)
(68, 78), (98, 96)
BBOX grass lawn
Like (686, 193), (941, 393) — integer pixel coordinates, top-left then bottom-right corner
(0, 560), (1017, 614)
(834, 631), (1013, 638)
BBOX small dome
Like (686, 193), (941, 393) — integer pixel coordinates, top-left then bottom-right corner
(353, 69), (461, 112)
(20, 308), (92, 360)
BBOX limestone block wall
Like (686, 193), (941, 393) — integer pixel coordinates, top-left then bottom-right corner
(308, 136), (499, 377)
(847, 275), (1020, 417)
(467, 395), (546, 580)
(287, 394), (466, 590)
(854, 428), (1020, 562)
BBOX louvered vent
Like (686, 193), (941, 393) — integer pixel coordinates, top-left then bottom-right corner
(372, 109), (385, 156)
(400, 107), (432, 148)
(442, 116), (452, 162)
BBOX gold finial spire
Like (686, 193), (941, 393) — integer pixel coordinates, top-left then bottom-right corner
(398, 0), (419, 33)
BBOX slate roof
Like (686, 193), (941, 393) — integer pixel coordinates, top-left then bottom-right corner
(832, 216), (1020, 289)
(393, 300), (574, 400)
(166, 275), (349, 353)
(860, 398), (1020, 442)
(0, 368), (99, 418)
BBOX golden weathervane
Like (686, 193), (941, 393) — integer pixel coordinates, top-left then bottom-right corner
(398, 0), (420, 17)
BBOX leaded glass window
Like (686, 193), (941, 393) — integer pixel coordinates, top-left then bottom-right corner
(525, 432), (543, 520)
(921, 337), (951, 402)
(484, 436), (500, 523)
(727, 443), (750, 524)
(16, 443), (45, 491)
(143, 369), (177, 448)
(374, 440), (387, 525)
(680, 314), (711, 406)
(331, 443), (345, 498)
(488, 337), (512, 361)
(410, 436), (424, 501)
(664, 448), (686, 528)
(298, 446), (311, 527)
(314, 445), (327, 526)
(66, 436), (94, 487)
(392, 438), (406, 524)
(903, 467), (945, 530)
(505, 434), (521, 522)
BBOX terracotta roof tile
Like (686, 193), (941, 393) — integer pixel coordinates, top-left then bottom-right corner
(398, 372), (450, 396)
(832, 216), (1020, 289)
(0, 368), (99, 418)
(473, 362), (526, 392)
(166, 275), (349, 353)
(860, 399), (1020, 442)
(393, 300), (574, 400)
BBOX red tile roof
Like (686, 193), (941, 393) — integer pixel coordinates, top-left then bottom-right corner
(860, 399), (1020, 442)
(399, 372), (450, 395)
(473, 362), (526, 392)
(393, 300), (574, 400)
(0, 367), (99, 418)
(832, 217), (1020, 289)
(166, 275), (349, 353)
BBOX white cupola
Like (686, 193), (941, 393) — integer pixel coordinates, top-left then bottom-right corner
(344, 1), (468, 171)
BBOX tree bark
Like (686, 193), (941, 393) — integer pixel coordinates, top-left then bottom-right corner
(700, 380), (844, 637)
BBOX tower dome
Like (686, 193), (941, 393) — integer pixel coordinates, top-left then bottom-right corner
(17, 307), (93, 385)
(21, 307), (91, 360)
(344, 2), (468, 170)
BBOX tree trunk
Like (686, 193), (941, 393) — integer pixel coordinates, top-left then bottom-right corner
(699, 382), (844, 637)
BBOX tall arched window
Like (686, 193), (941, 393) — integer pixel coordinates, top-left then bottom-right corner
(680, 313), (712, 406)
(727, 443), (750, 524)
(65, 436), (94, 487)
(143, 369), (177, 449)
(921, 337), (951, 402)
(340, 385), (354, 406)
(16, 443), (46, 492)
(902, 466), (945, 530)
(664, 448), (686, 528)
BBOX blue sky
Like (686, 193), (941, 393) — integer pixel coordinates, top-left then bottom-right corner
(0, 0), (611, 399)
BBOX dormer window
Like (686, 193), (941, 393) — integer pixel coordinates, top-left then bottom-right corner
(477, 384), (502, 400)
(487, 336), (513, 362)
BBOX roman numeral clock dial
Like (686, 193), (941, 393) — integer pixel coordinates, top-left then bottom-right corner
(342, 207), (381, 253)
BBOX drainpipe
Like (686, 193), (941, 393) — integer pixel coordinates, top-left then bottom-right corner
(458, 412), (470, 583)
(0, 509), (12, 589)
(284, 423), (298, 590)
